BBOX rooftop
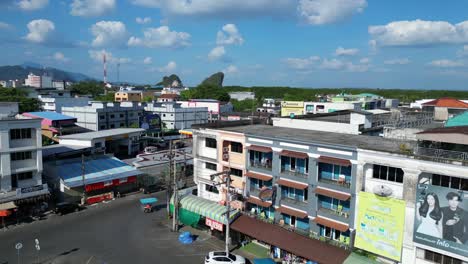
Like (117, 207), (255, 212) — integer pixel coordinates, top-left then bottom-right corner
(24, 111), (76, 121)
(42, 144), (92, 158)
(417, 126), (468, 135)
(445, 112), (468, 128)
(159, 93), (180, 99)
(59, 128), (145, 140)
(422, 98), (468, 108)
(218, 125), (409, 154)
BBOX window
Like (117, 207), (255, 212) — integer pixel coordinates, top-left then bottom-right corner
(129, 113), (134, 117)
(110, 124), (115, 128)
(95, 142), (102, 148)
(281, 187), (307, 201)
(205, 162), (217, 171)
(13, 171), (33, 181)
(11, 151), (32, 161)
(205, 184), (219, 194)
(100, 125), (106, 129)
(250, 178), (272, 189)
(432, 174), (468, 191)
(372, 164), (404, 183)
(420, 248), (462, 264)
(10, 128), (32, 140)
(99, 115), (105, 120)
(120, 114), (124, 118)
(205, 138), (217, 148)
(281, 156), (308, 174)
(163, 114), (166, 117)
(120, 123), (125, 127)
(230, 168), (243, 177)
(231, 142), (243, 153)
(110, 114), (115, 119)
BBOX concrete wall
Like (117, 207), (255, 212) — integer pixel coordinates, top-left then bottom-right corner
(272, 118), (361, 134)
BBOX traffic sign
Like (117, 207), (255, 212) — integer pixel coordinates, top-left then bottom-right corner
(15, 243), (22, 250)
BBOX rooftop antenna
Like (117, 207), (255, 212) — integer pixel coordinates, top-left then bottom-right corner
(103, 53), (107, 95)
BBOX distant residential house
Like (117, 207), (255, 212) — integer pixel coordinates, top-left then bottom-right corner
(422, 98), (468, 121)
(22, 111), (89, 141)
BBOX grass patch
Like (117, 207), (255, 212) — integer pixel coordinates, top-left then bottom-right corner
(240, 242), (270, 259)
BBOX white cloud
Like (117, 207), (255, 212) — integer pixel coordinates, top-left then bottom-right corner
(143, 57), (152, 64)
(128, 26), (191, 48)
(136, 17), (152, 24)
(223, 65), (238, 74)
(0, 22), (12, 30)
(335, 46), (359, 56)
(131, 0), (161, 8)
(53, 52), (69, 62)
(88, 49), (131, 64)
(283, 56), (320, 70)
(17, 0), (48, 11)
(24, 19), (55, 43)
(158, 61), (177, 73)
(320, 58), (346, 70)
(298, 0), (367, 25)
(91, 21), (127, 47)
(70, 0), (115, 17)
(384, 58), (411, 65)
(216, 24), (244, 46)
(457, 45), (468, 57)
(369, 19), (468, 47)
(359, 57), (370, 64)
(208, 46), (228, 61)
(428, 59), (464, 68)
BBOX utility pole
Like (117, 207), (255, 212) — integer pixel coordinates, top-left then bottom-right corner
(210, 170), (232, 254)
(81, 154), (86, 205)
(166, 141), (172, 214)
(172, 143), (178, 232)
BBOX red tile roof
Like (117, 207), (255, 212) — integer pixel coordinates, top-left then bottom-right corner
(422, 98), (468, 108)
(159, 94), (179, 99)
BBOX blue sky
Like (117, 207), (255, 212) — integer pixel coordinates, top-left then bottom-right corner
(1, 0), (468, 90)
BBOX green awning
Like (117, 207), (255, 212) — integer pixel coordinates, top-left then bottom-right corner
(171, 195), (239, 225)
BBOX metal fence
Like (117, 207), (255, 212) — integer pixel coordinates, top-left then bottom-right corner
(414, 146), (468, 165)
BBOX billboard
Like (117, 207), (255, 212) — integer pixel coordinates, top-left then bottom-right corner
(355, 192), (406, 261)
(140, 113), (161, 131)
(414, 184), (468, 258)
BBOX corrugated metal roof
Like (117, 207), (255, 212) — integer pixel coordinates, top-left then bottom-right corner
(25, 111), (76, 121)
(417, 126), (468, 135)
(59, 128), (145, 140)
(446, 112), (468, 127)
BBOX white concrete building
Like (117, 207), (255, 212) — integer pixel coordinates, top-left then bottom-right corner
(145, 102), (208, 130)
(0, 80), (11, 88)
(0, 103), (49, 206)
(178, 99), (233, 121)
(303, 101), (362, 114)
(25, 73), (52, 88)
(38, 91), (90, 113)
(62, 101), (144, 131)
(52, 80), (65, 90)
(229, 92), (255, 101)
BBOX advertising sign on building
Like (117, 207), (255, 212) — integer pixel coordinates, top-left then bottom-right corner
(206, 217), (223, 232)
(414, 184), (468, 258)
(140, 113), (161, 131)
(354, 192), (406, 261)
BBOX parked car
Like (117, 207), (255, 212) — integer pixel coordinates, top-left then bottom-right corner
(54, 202), (83, 215)
(174, 141), (185, 149)
(205, 252), (246, 264)
(143, 184), (164, 194)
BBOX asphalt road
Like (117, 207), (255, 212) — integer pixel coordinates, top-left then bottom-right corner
(0, 192), (222, 264)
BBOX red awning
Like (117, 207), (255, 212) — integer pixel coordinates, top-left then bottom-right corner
(247, 145), (272, 152)
(280, 150), (308, 159)
(247, 196), (272, 207)
(315, 187), (351, 201)
(0, 210), (11, 217)
(245, 171), (273, 181)
(314, 216), (349, 232)
(276, 179), (308, 190)
(276, 206), (308, 218)
(318, 156), (351, 167)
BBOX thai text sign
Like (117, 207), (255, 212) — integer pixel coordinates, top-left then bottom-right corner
(206, 217), (223, 232)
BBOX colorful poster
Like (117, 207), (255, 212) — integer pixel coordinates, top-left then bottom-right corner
(355, 192), (406, 261)
(414, 184), (468, 258)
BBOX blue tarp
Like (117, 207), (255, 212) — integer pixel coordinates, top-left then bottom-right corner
(253, 259), (276, 264)
(140, 198), (158, 205)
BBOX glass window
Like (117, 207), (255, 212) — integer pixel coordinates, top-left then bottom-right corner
(372, 164), (404, 183)
(205, 162), (217, 171)
(205, 138), (217, 148)
(120, 114), (124, 118)
(10, 128), (32, 140)
(441, 175), (450, 187)
(230, 142), (243, 153)
(110, 114), (115, 118)
(205, 184), (219, 194)
(433, 175), (468, 192)
(11, 151), (32, 161)
(14, 171), (33, 181)
(230, 168), (243, 177)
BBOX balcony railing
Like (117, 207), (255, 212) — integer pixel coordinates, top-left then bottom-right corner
(249, 160), (272, 170)
(318, 177), (351, 188)
(414, 146), (468, 165)
(318, 206), (350, 219)
(280, 169), (308, 178)
(281, 196), (308, 206)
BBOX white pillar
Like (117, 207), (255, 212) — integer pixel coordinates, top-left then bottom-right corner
(401, 169), (421, 264)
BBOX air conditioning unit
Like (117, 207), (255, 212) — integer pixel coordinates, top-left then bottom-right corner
(223, 147), (229, 152)
(223, 154), (229, 160)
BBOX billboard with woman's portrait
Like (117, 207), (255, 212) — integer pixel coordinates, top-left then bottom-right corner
(414, 184), (468, 258)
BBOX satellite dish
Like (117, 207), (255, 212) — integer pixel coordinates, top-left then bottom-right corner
(372, 184), (393, 197)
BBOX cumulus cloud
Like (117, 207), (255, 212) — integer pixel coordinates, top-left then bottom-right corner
(335, 47), (359, 56)
(216, 24), (244, 45)
(17, 0), (48, 11)
(53, 52), (69, 62)
(283, 56), (320, 70)
(369, 19), (468, 47)
(359, 57), (370, 64)
(24, 19), (55, 43)
(428, 59), (464, 68)
(143, 57), (152, 64)
(131, 0), (294, 18)
(208, 46), (229, 61)
(384, 58), (411, 65)
(136, 17), (152, 24)
(298, 0), (367, 25)
(70, 0), (115, 17)
(158, 61), (177, 73)
(457, 45), (468, 57)
(223, 65), (238, 74)
(128, 26), (190, 48)
(91, 21), (127, 47)
(88, 49), (131, 64)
